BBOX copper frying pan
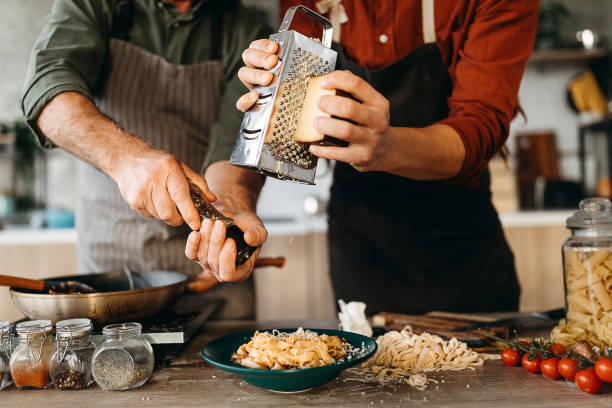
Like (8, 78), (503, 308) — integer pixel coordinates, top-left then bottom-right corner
(6, 257), (285, 325)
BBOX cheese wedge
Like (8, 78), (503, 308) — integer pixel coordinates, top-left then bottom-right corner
(294, 74), (346, 146)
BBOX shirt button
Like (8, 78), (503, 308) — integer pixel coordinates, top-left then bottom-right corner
(379, 34), (389, 44)
(157, 1), (163, 8)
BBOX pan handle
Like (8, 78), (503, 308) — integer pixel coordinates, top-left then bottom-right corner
(0, 274), (45, 292)
(253, 256), (285, 268)
(186, 256), (286, 294)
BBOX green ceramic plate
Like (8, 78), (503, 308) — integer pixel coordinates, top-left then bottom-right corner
(201, 328), (377, 392)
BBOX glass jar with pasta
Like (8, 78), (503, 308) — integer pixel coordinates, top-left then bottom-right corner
(562, 197), (612, 347)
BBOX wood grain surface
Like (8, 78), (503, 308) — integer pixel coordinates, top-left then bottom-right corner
(2, 320), (612, 407)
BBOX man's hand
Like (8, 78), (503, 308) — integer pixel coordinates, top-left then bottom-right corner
(308, 70), (392, 173)
(185, 210), (267, 283)
(184, 161), (267, 284)
(109, 149), (216, 231)
(36, 92), (218, 230)
(236, 39), (279, 112)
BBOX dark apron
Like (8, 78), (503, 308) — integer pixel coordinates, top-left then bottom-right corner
(328, 39), (520, 315)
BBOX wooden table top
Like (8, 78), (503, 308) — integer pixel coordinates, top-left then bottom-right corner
(3, 319), (612, 407)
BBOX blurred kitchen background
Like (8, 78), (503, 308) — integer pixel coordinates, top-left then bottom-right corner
(1, 0), (612, 321)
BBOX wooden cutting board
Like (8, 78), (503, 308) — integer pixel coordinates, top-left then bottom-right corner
(373, 311), (508, 347)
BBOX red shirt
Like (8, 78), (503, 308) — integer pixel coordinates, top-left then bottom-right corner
(281, 0), (539, 184)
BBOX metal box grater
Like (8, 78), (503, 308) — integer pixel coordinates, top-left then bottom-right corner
(229, 5), (337, 185)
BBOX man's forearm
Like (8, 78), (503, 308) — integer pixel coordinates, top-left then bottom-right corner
(385, 124), (466, 180)
(204, 161), (264, 214)
(37, 91), (150, 178)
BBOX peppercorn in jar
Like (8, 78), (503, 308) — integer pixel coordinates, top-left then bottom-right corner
(49, 318), (96, 390)
(9, 320), (54, 389)
(0, 321), (12, 390)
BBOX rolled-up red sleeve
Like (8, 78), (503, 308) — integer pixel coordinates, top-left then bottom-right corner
(440, 0), (538, 185)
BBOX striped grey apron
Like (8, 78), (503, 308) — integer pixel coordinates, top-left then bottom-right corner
(76, 36), (253, 319)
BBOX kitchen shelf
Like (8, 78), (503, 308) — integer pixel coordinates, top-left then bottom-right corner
(529, 48), (607, 64)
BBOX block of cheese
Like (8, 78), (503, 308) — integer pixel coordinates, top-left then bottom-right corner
(294, 74), (347, 146)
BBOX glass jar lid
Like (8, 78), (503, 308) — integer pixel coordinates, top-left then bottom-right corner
(102, 322), (142, 337)
(56, 318), (92, 340)
(0, 321), (11, 358)
(16, 320), (53, 335)
(566, 198), (612, 229)
(0, 321), (9, 336)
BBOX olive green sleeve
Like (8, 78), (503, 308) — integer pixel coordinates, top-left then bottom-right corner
(21, 0), (112, 148)
(202, 5), (272, 170)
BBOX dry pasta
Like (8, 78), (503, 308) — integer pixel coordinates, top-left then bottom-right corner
(556, 248), (612, 347)
(359, 326), (492, 390)
(232, 328), (347, 369)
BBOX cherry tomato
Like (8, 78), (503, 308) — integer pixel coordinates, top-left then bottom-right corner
(595, 357), (612, 383)
(540, 357), (561, 379)
(558, 358), (577, 381)
(522, 354), (541, 374)
(548, 343), (567, 356)
(575, 367), (602, 394)
(501, 349), (521, 367)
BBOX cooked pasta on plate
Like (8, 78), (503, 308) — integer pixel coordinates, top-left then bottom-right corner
(232, 328), (347, 369)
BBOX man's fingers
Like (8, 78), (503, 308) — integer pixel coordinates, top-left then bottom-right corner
(249, 39), (278, 53)
(313, 116), (365, 143)
(152, 185), (183, 226)
(317, 95), (373, 126)
(242, 47), (278, 69)
(207, 220), (227, 277)
(167, 169), (200, 230)
(180, 163), (216, 202)
(218, 239), (238, 282)
(238, 67), (274, 90)
(322, 70), (387, 106)
(309, 143), (358, 163)
(197, 219), (215, 276)
(243, 221), (267, 247)
(236, 91), (259, 113)
(185, 231), (201, 260)
(135, 206), (154, 219)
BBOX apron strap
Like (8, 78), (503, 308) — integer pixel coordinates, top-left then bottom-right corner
(209, 4), (223, 61)
(421, 0), (436, 44)
(111, 0), (134, 40)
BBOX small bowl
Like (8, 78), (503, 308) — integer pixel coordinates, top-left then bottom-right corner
(201, 328), (377, 392)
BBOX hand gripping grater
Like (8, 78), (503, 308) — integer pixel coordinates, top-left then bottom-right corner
(229, 5), (337, 185)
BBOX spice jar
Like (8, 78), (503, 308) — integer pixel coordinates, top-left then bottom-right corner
(9, 320), (54, 389)
(91, 322), (154, 390)
(563, 197), (612, 346)
(0, 321), (12, 390)
(49, 318), (96, 390)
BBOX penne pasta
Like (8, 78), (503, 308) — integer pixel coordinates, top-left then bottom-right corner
(584, 250), (610, 270)
(591, 281), (612, 311)
(568, 292), (599, 314)
(566, 250), (587, 277)
(566, 310), (593, 328)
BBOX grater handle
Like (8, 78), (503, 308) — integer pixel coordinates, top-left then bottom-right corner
(279, 5), (333, 48)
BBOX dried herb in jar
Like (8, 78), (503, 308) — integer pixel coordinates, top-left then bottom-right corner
(92, 358), (150, 390)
